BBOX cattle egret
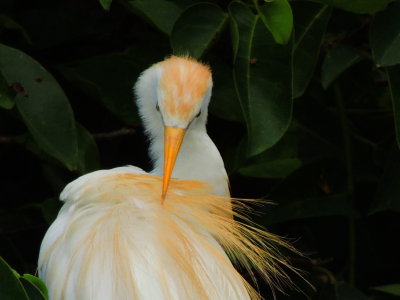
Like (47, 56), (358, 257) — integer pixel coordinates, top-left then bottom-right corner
(38, 56), (299, 300)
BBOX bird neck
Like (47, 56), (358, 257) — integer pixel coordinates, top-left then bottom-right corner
(150, 129), (229, 197)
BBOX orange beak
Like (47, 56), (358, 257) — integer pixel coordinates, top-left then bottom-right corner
(162, 126), (186, 201)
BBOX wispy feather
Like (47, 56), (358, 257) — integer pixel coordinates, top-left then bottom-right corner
(39, 166), (303, 300)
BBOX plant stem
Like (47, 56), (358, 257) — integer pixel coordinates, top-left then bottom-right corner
(334, 84), (356, 286)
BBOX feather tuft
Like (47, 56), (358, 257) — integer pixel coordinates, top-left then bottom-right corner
(39, 166), (303, 300)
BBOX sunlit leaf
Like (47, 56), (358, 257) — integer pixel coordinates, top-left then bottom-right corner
(258, 0), (293, 45)
(313, 0), (391, 14)
(125, 0), (182, 35)
(171, 3), (227, 58)
(372, 284), (400, 296)
(0, 257), (29, 300)
(321, 45), (362, 89)
(292, 2), (330, 98)
(0, 44), (78, 170)
(370, 2), (400, 67)
(229, 1), (293, 156)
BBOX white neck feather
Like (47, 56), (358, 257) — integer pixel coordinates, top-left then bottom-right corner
(135, 62), (229, 197)
(149, 128), (230, 197)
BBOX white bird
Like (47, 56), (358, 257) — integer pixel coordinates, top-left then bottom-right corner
(38, 56), (298, 300)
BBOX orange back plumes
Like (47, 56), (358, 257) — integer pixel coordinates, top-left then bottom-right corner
(39, 168), (303, 300)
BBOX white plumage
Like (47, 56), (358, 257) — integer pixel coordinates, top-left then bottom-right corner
(38, 56), (298, 300)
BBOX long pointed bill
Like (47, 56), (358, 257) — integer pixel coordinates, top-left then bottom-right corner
(162, 126), (186, 201)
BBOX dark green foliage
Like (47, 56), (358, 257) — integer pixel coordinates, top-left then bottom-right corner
(1, 0), (399, 299)
(0, 257), (29, 300)
(372, 284), (400, 297)
(171, 3), (228, 58)
(321, 45), (363, 89)
(0, 44), (78, 170)
(0, 257), (47, 300)
(230, 1), (293, 156)
(292, 2), (331, 98)
(370, 2), (400, 66)
(257, 0), (293, 45)
(313, 0), (391, 14)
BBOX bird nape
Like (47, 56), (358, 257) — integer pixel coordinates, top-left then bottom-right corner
(38, 56), (304, 300)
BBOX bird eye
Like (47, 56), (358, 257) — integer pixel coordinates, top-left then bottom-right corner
(156, 104), (160, 111)
(196, 110), (201, 118)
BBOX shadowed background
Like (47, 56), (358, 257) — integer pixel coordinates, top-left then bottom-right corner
(1, 0), (400, 299)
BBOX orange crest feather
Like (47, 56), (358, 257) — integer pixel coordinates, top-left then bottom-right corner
(158, 56), (211, 121)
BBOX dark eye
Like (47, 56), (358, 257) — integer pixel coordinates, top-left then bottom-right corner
(196, 110), (201, 118)
(156, 104), (160, 111)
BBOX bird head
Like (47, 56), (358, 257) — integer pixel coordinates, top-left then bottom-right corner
(135, 56), (213, 200)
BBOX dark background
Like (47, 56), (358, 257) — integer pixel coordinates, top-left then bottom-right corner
(1, 0), (400, 299)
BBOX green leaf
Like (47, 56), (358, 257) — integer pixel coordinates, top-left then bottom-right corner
(171, 3), (227, 59)
(20, 279), (46, 300)
(258, 0), (293, 45)
(76, 124), (100, 174)
(21, 275), (47, 296)
(99, 0), (112, 10)
(370, 2), (400, 67)
(321, 45), (362, 89)
(229, 1), (293, 156)
(387, 66), (400, 149)
(58, 54), (140, 125)
(263, 194), (351, 225)
(0, 257), (29, 300)
(372, 284), (400, 296)
(0, 44), (78, 170)
(238, 129), (301, 178)
(335, 282), (368, 300)
(21, 274), (48, 300)
(0, 72), (15, 109)
(312, 0), (391, 14)
(239, 158), (301, 178)
(292, 2), (330, 98)
(125, 0), (182, 35)
(209, 60), (244, 123)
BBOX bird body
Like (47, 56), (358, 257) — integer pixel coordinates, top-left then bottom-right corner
(38, 56), (297, 300)
(39, 167), (251, 299)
